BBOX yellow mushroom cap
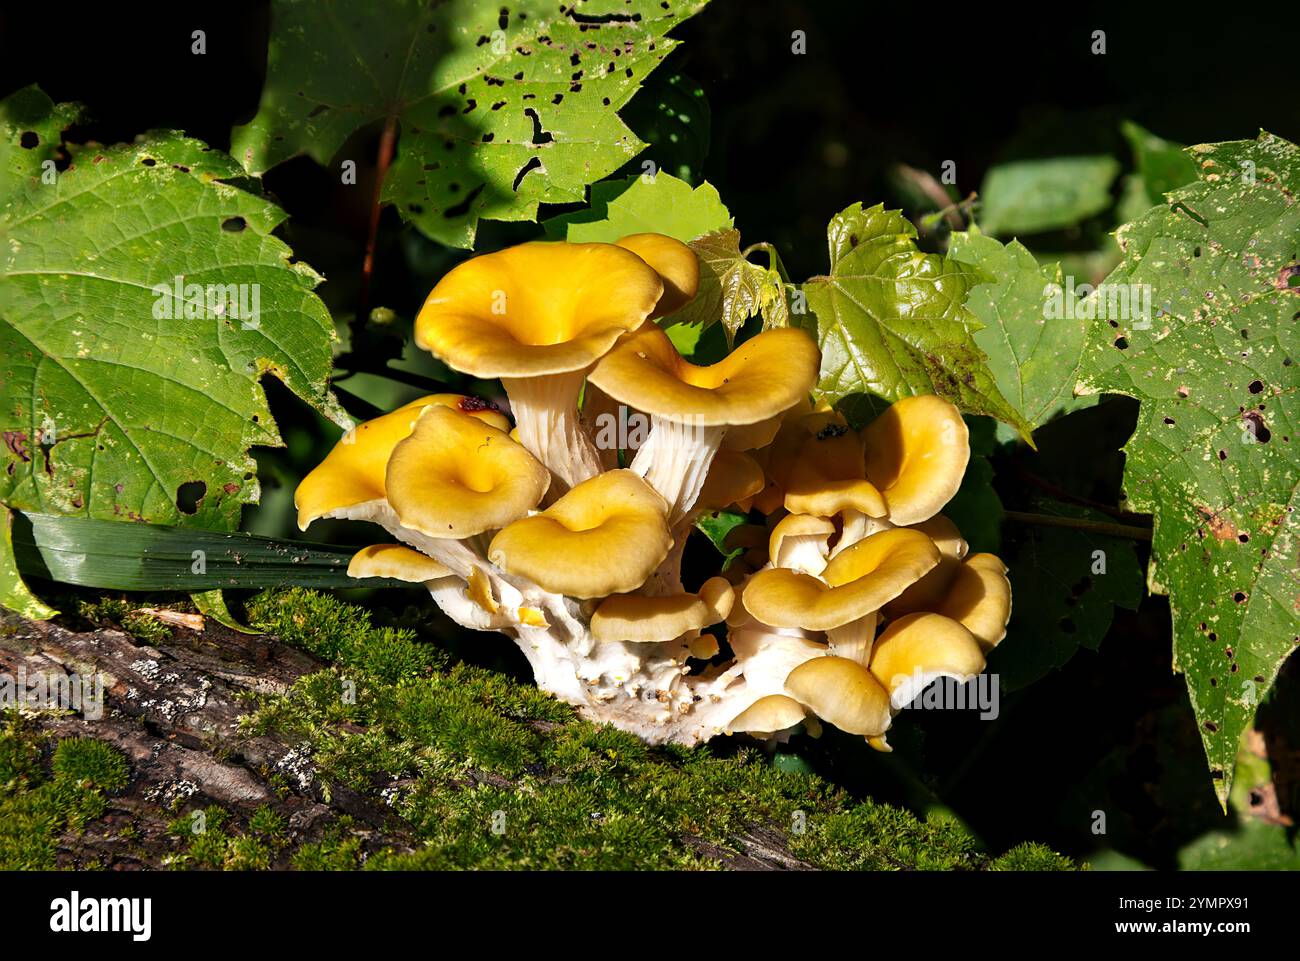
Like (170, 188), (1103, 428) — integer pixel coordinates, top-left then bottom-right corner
(347, 544), (454, 583)
(783, 426), (886, 518)
(697, 450), (765, 512)
(744, 528), (941, 631)
(384, 405), (550, 539)
(587, 323), (820, 427)
(784, 656), (893, 737)
(937, 553), (1012, 651)
(590, 573), (734, 643)
(768, 514), (835, 572)
(861, 395), (970, 526)
(727, 694), (809, 736)
(414, 241), (664, 379)
(295, 394), (509, 530)
(868, 612), (986, 707)
(488, 469), (671, 598)
(885, 514), (969, 616)
(614, 233), (699, 319)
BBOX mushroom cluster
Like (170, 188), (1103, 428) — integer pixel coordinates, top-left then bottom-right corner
(295, 235), (1011, 747)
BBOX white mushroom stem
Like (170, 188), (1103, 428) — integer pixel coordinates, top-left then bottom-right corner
(826, 612), (879, 667)
(630, 417), (725, 524)
(832, 510), (893, 558)
(503, 371), (604, 497)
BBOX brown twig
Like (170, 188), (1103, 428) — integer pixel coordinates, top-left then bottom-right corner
(1013, 462), (1151, 525)
(357, 114), (399, 329)
(1002, 510), (1153, 542)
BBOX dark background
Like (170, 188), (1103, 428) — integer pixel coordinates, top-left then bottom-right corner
(3, 1), (1297, 868)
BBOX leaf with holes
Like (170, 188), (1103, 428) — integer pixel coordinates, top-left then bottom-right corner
(0, 87), (347, 616)
(948, 230), (1094, 434)
(231, 0), (707, 249)
(1076, 131), (1300, 805)
(799, 203), (1033, 439)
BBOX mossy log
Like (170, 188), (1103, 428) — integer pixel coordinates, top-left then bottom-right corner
(0, 590), (1073, 871)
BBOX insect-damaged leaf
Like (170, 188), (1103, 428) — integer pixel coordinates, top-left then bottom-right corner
(1076, 131), (1300, 805)
(0, 87), (347, 616)
(799, 203), (1033, 439)
(232, 0), (708, 248)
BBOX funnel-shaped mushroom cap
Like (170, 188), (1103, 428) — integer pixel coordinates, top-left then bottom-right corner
(727, 694), (808, 736)
(937, 553), (1012, 651)
(587, 323), (820, 427)
(868, 612), (986, 707)
(295, 394), (509, 530)
(747, 403), (834, 512)
(615, 233), (699, 319)
(347, 544), (454, 583)
(385, 406), (549, 539)
(744, 528), (941, 631)
(697, 450), (765, 512)
(590, 574), (731, 645)
(861, 395), (970, 526)
(783, 426), (886, 518)
(414, 241), (664, 378)
(785, 656), (893, 737)
(489, 469), (671, 598)
(886, 514), (969, 615)
(768, 514), (835, 573)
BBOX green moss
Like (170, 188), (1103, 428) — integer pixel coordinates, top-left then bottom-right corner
(75, 597), (173, 644)
(0, 716), (130, 869)
(990, 842), (1079, 871)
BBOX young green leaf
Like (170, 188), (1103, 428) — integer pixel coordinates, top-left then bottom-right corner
(1076, 131), (1300, 805)
(0, 87), (348, 615)
(232, 0), (707, 249)
(799, 203), (1034, 439)
(948, 230), (1094, 433)
(545, 171), (731, 243)
(1120, 120), (1199, 209)
(978, 156), (1120, 236)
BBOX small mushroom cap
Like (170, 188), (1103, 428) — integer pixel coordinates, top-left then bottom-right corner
(385, 406), (550, 539)
(295, 394), (509, 530)
(885, 515), (969, 616)
(587, 323), (820, 427)
(488, 469), (672, 598)
(784, 656), (893, 737)
(697, 576), (735, 622)
(615, 233), (699, 319)
(591, 592), (708, 643)
(868, 612), (986, 707)
(414, 241), (664, 378)
(727, 694), (808, 736)
(862, 395), (970, 526)
(937, 553), (1012, 651)
(783, 427), (886, 517)
(744, 528), (941, 631)
(697, 450), (765, 512)
(347, 544), (454, 583)
(768, 514), (835, 571)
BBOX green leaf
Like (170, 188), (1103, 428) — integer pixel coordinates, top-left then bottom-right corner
(2, 508), (57, 619)
(545, 171), (731, 243)
(799, 203), (1033, 440)
(0, 87), (348, 612)
(948, 230), (1094, 434)
(978, 156), (1120, 236)
(694, 509), (748, 566)
(1121, 120), (1199, 209)
(990, 501), (1143, 691)
(191, 589), (257, 634)
(673, 229), (789, 342)
(11, 512), (400, 591)
(232, 0), (707, 249)
(1076, 131), (1300, 805)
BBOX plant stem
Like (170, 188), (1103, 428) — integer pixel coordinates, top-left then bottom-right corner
(1002, 510), (1152, 541)
(357, 114), (398, 332)
(1013, 462), (1149, 524)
